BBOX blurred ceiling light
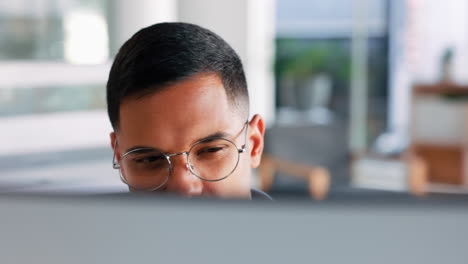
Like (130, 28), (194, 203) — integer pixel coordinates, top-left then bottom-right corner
(64, 9), (109, 64)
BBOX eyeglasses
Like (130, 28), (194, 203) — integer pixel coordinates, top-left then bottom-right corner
(112, 122), (249, 191)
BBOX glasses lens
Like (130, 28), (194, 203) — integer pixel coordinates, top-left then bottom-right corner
(119, 149), (169, 190)
(187, 138), (240, 181)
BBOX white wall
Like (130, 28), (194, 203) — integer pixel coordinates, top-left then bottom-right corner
(410, 0), (468, 84)
(109, 0), (178, 55)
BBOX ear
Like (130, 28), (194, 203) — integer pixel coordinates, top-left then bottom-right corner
(110, 131), (120, 164)
(248, 114), (265, 168)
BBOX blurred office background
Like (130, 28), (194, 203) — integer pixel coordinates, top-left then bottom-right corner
(1, 0), (468, 198)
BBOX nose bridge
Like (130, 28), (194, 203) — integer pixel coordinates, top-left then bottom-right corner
(165, 151), (202, 196)
(167, 151), (189, 167)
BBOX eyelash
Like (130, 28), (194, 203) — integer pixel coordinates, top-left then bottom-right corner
(196, 146), (223, 155)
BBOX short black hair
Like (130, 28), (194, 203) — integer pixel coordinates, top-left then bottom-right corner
(106, 22), (249, 129)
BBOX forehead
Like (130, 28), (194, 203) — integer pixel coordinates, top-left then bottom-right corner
(118, 74), (242, 150)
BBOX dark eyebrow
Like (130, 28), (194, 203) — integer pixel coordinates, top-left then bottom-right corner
(124, 131), (231, 153)
(196, 131), (231, 143)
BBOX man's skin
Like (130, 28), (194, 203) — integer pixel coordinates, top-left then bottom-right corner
(110, 73), (265, 199)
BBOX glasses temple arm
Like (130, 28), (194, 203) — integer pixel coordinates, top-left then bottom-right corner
(239, 121), (249, 152)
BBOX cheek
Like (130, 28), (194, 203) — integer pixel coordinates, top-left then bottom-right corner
(201, 162), (251, 198)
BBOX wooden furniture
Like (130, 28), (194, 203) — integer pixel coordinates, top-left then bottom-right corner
(258, 154), (331, 200)
(411, 83), (468, 186)
(404, 154), (428, 196)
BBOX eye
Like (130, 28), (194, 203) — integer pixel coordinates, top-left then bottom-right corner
(134, 155), (165, 164)
(196, 146), (226, 156)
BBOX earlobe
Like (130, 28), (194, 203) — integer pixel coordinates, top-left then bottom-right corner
(248, 114), (265, 168)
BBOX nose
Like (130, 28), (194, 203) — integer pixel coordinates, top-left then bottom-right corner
(164, 155), (203, 197)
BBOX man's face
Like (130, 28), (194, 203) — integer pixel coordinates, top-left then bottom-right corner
(111, 73), (265, 199)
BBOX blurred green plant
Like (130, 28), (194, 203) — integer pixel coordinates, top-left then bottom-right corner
(275, 38), (351, 84)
